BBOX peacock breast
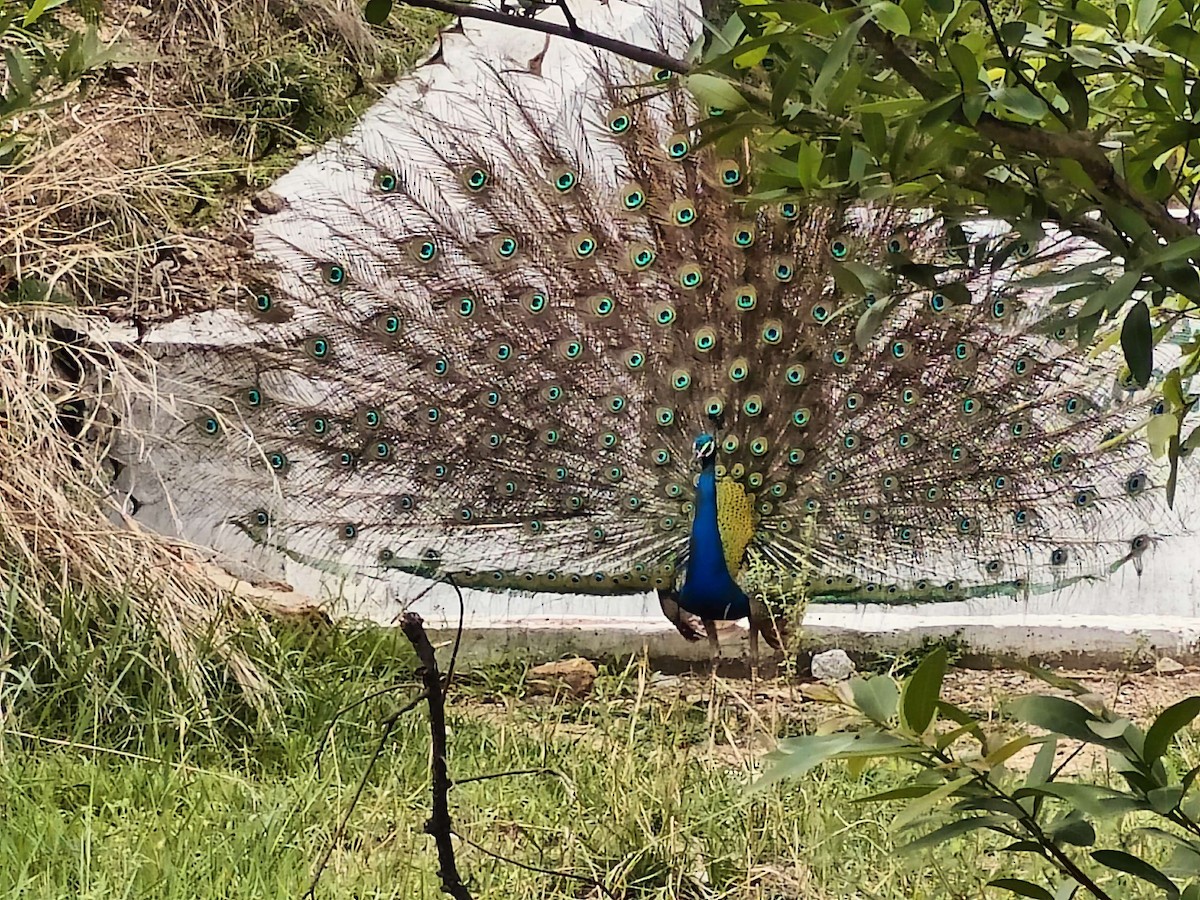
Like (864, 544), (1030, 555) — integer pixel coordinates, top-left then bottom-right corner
(715, 476), (757, 577)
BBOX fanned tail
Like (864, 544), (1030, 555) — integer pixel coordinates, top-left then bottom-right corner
(104, 0), (1192, 624)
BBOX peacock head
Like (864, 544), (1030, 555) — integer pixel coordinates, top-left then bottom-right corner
(693, 433), (716, 463)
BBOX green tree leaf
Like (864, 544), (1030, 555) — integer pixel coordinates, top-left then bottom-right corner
(901, 647), (947, 734)
(1049, 814), (1096, 846)
(1062, 0), (1113, 26)
(871, 1), (911, 34)
(1142, 235), (1200, 268)
(795, 140), (825, 190)
(947, 42), (980, 85)
(686, 73), (749, 112)
(1007, 695), (1114, 745)
(901, 816), (1012, 854)
(364, 0), (393, 25)
(1118, 301), (1156, 388)
(1079, 270), (1142, 319)
(812, 17), (867, 103)
(1149, 412), (1180, 458)
(1158, 23), (1200, 60)
(1148, 785), (1186, 815)
(1013, 783), (1148, 819)
(754, 733), (860, 787)
(1054, 70), (1090, 129)
(892, 773), (975, 830)
(1144, 696), (1200, 764)
(1091, 849), (1180, 898)
(994, 85), (1049, 120)
(852, 675), (900, 724)
(987, 878), (1056, 899)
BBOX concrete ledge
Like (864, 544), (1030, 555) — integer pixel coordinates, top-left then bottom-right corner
(411, 614), (1200, 670)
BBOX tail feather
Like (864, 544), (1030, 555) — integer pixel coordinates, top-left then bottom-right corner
(101, 0), (1192, 628)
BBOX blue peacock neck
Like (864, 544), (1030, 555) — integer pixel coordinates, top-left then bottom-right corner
(677, 448), (752, 621)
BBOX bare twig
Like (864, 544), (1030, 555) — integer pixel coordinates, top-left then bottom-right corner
(395, 0), (689, 72)
(441, 575), (465, 693)
(453, 767), (568, 788)
(401, 612), (472, 900)
(978, 0), (1071, 130)
(316, 575), (462, 774)
(314, 681), (419, 773)
(1050, 742), (1088, 781)
(555, 0), (579, 33)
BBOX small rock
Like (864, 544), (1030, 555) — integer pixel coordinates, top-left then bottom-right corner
(250, 190), (287, 214)
(1156, 656), (1186, 675)
(811, 648), (856, 682)
(528, 657), (597, 696)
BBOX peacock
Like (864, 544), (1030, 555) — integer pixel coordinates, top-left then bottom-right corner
(107, 0), (1191, 672)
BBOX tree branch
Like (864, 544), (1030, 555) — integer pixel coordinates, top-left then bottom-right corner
(395, 0), (690, 73)
(554, 0), (579, 33)
(314, 682), (420, 774)
(827, 0), (1194, 245)
(452, 830), (619, 900)
(977, 0), (1072, 131)
(401, 612), (473, 900)
(453, 767), (567, 788)
(414, 0), (1194, 252)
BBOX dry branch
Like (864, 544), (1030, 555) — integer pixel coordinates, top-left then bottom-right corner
(400, 612), (473, 900)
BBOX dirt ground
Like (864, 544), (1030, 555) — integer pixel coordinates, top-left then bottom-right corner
(640, 664), (1200, 722)
(496, 657), (1200, 775)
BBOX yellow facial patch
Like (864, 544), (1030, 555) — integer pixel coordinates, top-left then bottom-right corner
(715, 477), (756, 576)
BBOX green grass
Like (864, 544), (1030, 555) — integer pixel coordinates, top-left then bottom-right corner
(1, 623), (1195, 899)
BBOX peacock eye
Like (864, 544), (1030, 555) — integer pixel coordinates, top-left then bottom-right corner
(608, 110), (632, 133)
(464, 167), (489, 191)
(374, 170), (397, 192)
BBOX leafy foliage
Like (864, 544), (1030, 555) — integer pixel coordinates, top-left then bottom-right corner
(1, 1), (132, 164)
(762, 649), (1200, 899)
(695, 0), (1200, 496)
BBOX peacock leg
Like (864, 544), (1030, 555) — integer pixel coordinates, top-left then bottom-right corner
(702, 618), (720, 677)
(748, 621), (761, 686)
(701, 618), (722, 721)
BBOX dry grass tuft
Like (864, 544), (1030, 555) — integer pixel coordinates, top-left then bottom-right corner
(0, 0), (441, 720)
(2, 0), (442, 317)
(1, 122), (251, 318)
(0, 305), (282, 717)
